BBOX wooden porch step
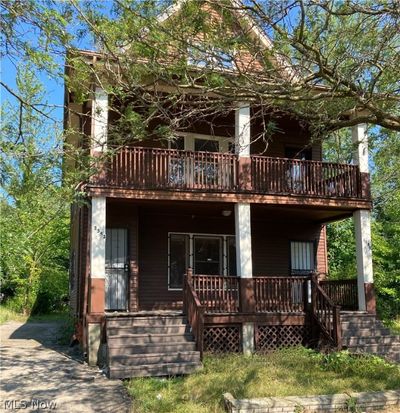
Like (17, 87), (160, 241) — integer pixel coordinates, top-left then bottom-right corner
(107, 332), (195, 345)
(109, 351), (201, 367)
(341, 319), (381, 329)
(107, 324), (190, 335)
(106, 315), (187, 327)
(105, 313), (201, 378)
(348, 343), (400, 356)
(342, 327), (392, 336)
(343, 336), (400, 346)
(108, 341), (197, 356)
(339, 312), (399, 364)
(108, 361), (202, 379)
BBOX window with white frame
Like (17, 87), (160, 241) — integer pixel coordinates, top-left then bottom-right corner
(187, 43), (234, 69)
(290, 241), (315, 275)
(168, 233), (236, 289)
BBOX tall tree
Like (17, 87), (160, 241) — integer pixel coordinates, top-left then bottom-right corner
(0, 67), (69, 314)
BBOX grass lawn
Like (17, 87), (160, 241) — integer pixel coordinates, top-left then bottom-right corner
(0, 305), (70, 324)
(125, 347), (400, 413)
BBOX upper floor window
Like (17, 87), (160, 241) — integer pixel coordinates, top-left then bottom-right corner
(187, 43), (233, 69)
(169, 133), (230, 153)
(285, 147), (312, 161)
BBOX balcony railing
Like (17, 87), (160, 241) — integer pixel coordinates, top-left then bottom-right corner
(91, 146), (370, 200)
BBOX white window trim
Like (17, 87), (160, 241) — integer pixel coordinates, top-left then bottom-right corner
(167, 231), (235, 291)
(168, 132), (232, 153)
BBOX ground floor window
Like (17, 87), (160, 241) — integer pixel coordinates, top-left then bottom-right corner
(290, 241), (316, 275)
(168, 232), (236, 290)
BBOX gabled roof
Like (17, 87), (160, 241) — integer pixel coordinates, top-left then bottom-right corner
(156, 0), (298, 81)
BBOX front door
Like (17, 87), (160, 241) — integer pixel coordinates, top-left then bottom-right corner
(105, 228), (128, 311)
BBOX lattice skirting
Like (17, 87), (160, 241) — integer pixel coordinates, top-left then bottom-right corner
(255, 325), (312, 352)
(204, 325), (242, 353)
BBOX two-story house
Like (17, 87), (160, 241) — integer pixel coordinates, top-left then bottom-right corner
(65, 1), (397, 379)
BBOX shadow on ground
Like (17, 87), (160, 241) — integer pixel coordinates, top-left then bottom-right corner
(0, 320), (131, 413)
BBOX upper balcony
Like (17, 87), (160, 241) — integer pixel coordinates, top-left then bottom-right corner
(87, 146), (371, 209)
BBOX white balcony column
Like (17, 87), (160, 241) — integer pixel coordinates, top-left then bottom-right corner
(351, 123), (374, 312)
(235, 102), (251, 157)
(235, 102), (254, 354)
(352, 123), (369, 173)
(91, 87), (108, 153)
(88, 196), (106, 366)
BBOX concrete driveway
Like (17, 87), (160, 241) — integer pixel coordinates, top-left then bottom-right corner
(0, 321), (131, 412)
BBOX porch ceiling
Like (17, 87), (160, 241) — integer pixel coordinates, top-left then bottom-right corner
(107, 198), (352, 224)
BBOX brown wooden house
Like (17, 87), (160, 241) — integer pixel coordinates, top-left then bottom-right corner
(65, 1), (398, 379)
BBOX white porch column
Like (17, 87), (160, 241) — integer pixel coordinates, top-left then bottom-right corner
(91, 87), (108, 153)
(88, 196), (106, 366)
(235, 103), (254, 354)
(235, 203), (253, 279)
(351, 123), (374, 312)
(90, 196), (107, 280)
(353, 210), (373, 311)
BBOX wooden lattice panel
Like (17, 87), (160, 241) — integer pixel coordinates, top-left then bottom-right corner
(204, 325), (241, 353)
(255, 325), (311, 352)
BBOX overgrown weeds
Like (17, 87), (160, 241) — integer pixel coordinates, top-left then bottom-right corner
(125, 347), (400, 413)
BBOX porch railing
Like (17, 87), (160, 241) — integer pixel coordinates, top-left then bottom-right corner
(254, 276), (309, 313)
(311, 276), (342, 349)
(91, 146), (369, 201)
(183, 269), (205, 359)
(184, 272), (343, 350)
(320, 279), (358, 310)
(251, 156), (362, 198)
(191, 275), (240, 313)
(191, 274), (309, 314)
(107, 147), (238, 192)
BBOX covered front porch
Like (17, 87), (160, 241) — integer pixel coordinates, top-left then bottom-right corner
(83, 198), (374, 362)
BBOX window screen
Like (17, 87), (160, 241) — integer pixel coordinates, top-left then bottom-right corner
(290, 241), (315, 274)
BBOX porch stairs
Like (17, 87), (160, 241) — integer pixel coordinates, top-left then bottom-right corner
(105, 313), (202, 379)
(341, 312), (400, 363)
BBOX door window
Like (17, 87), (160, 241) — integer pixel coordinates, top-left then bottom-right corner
(168, 233), (235, 289)
(194, 236), (222, 275)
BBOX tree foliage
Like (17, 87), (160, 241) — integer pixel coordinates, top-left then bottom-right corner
(326, 128), (400, 318)
(0, 0), (399, 316)
(0, 68), (69, 314)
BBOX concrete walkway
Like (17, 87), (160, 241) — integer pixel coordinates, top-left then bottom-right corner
(0, 321), (132, 412)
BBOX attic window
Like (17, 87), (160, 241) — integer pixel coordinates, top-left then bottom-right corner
(187, 43), (233, 69)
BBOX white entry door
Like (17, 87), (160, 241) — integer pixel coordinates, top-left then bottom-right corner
(105, 228), (128, 310)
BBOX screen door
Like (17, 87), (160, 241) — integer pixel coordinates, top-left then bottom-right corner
(105, 228), (128, 310)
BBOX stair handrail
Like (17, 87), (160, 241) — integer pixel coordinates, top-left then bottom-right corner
(183, 268), (205, 359)
(311, 275), (342, 350)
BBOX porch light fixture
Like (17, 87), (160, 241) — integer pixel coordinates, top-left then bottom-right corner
(222, 210), (232, 217)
